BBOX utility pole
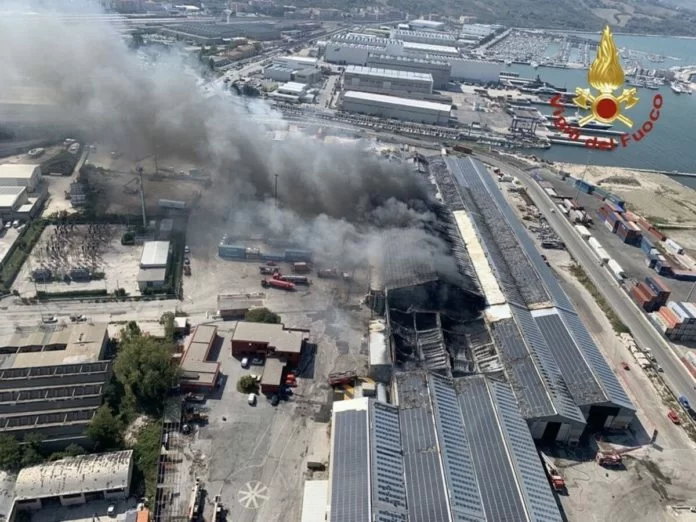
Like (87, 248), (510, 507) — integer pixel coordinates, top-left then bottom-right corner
(274, 174), (279, 207)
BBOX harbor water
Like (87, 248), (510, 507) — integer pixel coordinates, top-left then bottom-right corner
(507, 33), (696, 190)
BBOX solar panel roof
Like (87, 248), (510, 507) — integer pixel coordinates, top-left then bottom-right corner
(330, 409), (370, 522)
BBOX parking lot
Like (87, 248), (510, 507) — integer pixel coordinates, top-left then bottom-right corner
(175, 204), (371, 521)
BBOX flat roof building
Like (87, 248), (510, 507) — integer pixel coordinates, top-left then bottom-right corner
(342, 90), (451, 125)
(300, 480), (329, 522)
(408, 19), (446, 32)
(13, 450), (134, 512)
(231, 322), (308, 367)
(140, 241), (170, 268)
(137, 267), (167, 291)
(217, 293), (264, 318)
(391, 29), (457, 46)
(0, 186), (28, 213)
(273, 55), (318, 68)
(402, 40), (460, 57)
(180, 325), (220, 391)
(367, 53), (450, 88)
(260, 357), (286, 394)
(0, 164), (41, 191)
(344, 65), (433, 95)
(277, 81), (307, 96)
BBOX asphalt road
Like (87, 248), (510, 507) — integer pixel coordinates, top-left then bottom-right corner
(478, 152), (696, 410)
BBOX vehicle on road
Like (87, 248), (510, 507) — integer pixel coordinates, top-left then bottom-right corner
(42, 315), (58, 324)
(679, 395), (690, 409)
(3, 221), (10, 229)
(12, 219), (20, 228)
(185, 393), (206, 403)
(184, 265), (191, 276)
(184, 257), (190, 265)
(247, 393), (256, 406)
(668, 409), (681, 424)
(655, 364), (663, 372)
(241, 357), (250, 369)
(621, 361), (630, 371)
(70, 314), (87, 322)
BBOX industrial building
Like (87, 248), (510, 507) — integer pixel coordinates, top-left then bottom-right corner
(325, 43), (376, 66)
(273, 55), (318, 68)
(264, 64), (295, 82)
(140, 241), (170, 268)
(159, 21), (281, 43)
(277, 81), (308, 96)
(259, 357), (286, 394)
(0, 163), (41, 191)
(13, 450), (133, 512)
(343, 65), (433, 95)
(450, 59), (502, 83)
(432, 156), (636, 439)
(408, 19), (446, 32)
(327, 375), (563, 522)
(390, 28), (457, 46)
(231, 321), (308, 367)
(217, 293), (265, 319)
(401, 41), (460, 58)
(367, 54), (450, 89)
(180, 325), (221, 392)
(0, 323), (111, 447)
(0, 186), (28, 214)
(341, 91), (452, 124)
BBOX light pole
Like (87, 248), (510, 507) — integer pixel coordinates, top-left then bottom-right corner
(574, 148), (592, 202)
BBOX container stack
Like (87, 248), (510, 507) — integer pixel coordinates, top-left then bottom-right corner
(219, 244), (247, 259)
(574, 224), (591, 239)
(665, 238), (684, 255)
(671, 269), (696, 281)
(616, 220), (642, 245)
(654, 254), (673, 277)
(284, 249), (313, 262)
(598, 205), (622, 232)
(575, 179), (594, 194)
(640, 237), (654, 256)
(650, 301), (696, 342)
(631, 276), (671, 312)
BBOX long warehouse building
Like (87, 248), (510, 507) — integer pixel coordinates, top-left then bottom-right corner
(341, 91), (451, 124)
(343, 65), (433, 95)
(433, 156), (636, 440)
(367, 53), (451, 88)
(390, 28), (457, 46)
(326, 373), (563, 522)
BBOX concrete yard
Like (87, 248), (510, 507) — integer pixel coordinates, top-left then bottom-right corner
(13, 224), (142, 297)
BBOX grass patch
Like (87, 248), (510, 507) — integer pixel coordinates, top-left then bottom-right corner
(0, 219), (47, 293)
(569, 264), (631, 335)
(36, 289), (108, 300)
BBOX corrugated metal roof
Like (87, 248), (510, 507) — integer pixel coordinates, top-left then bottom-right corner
(140, 241), (170, 268)
(345, 65), (434, 83)
(343, 90), (452, 112)
(402, 41), (459, 54)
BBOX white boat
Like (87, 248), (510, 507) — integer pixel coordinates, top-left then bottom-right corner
(530, 61), (539, 69)
(671, 81), (685, 94)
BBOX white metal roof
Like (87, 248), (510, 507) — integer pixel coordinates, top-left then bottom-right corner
(402, 41), (459, 54)
(278, 81), (306, 94)
(345, 65), (433, 83)
(0, 186), (25, 208)
(301, 480), (329, 522)
(15, 450), (133, 500)
(343, 90), (452, 112)
(140, 241), (170, 268)
(392, 29), (456, 41)
(274, 55), (318, 66)
(368, 53), (449, 66)
(0, 164), (39, 179)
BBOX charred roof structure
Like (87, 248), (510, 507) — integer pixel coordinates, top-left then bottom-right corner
(327, 373), (563, 522)
(431, 156), (635, 441)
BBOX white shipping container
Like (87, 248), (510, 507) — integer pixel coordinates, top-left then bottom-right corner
(594, 246), (610, 262)
(683, 302), (696, 319)
(563, 199), (575, 210)
(607, 259), (625, 279)
(574, 224), (591, 238)
(544, 187), (558, 197)
(650, 312), (669, 333)
(588, 237), (602, 250)
(667, 301), (693, 321)
(665, 238), (684, 254)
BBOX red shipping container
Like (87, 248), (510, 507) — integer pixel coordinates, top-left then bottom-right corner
(650, 275), (670, 294)
(648, 227), (666, 241)
(638, 282), (657, 298)
(624, 210), (638, 222)
(661, 307), (681, 327)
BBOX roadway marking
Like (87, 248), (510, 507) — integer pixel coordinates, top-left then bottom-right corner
(237, 481), (269, 509)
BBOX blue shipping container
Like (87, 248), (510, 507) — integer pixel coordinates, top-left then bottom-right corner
(606, 194), (625, 209)
(608, 212), (621, 224)
(645, 257), (657, 268)
(675, 271), (696, 282)
(645, 276), (664, 294)
(641, 237), (654, 251)
(604, 200), (624, 214)
(261, 253), (285, 261)
(284, 249), (313, 262)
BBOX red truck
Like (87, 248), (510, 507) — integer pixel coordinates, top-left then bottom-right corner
(261, 278), (296, 291)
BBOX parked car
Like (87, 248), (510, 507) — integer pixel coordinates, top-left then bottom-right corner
(184, 257), (191, 265)
(241, 357), (249, 369)
(668, 409), (681, 424)
(12, 219), (20, 228)
(270, 394), (280, 406)
(184, 245), (190, 254)
(251, 357), (265, 366)
(42, 315), (58, 324)
(621, 362), (630, 371)
(247, 393), (256, 406)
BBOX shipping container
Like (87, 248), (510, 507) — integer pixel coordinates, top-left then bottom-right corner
(284, 249), (313, 262)
(605, 219), (617, 232)
(588, 237), (602, 250)
(604, 200), (624, 214)
(570, 209), (585, 223)
(607, 259), (625, 279)
(563, 199), (575, 211)
(575, 179), (594, 193)
(655, 261), (673, 277)
(640, 237), (654, 255)
(665, 238), (684, 255)
(672, 269), (696, 282)
(608, 212), (622, 224)
(544, 187), (559, 197)
(261, 253), (285, 262)
(645, 276), (671, 296)
(219, 245), (247, 259)
(645, 256), (657, 268)
(594, 246), (610, 262)
(574, 224), (591, 239)
(648, 227), (666, 241)
(624, 210), (638, 222)
(158, 199), (187, 209)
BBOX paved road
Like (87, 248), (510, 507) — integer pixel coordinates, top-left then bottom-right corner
(478, 152), (696, 410)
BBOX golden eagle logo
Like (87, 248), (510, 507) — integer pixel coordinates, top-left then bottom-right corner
(573, 26), (639, 127)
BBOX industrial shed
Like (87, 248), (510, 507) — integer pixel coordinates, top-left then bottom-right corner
(0, 164), (41, 191)
(13, 450), (133, 511)
(231, 322), (308, 367)
(140, 240), (170, 268)
(328, 373), (562, 522)
(344, 65), (434, 95)
(180, 325), (220, 392)
(260, 357), (286, 394)
(440, 156), (636, 437)
(341, 91), (451, 124)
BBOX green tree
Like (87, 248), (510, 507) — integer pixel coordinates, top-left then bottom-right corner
(244, 307), (280, 324)
(0, 434), (20, 472)
(87, 405), (123, 450)
(114, 325), (177, 413)
(237, 375), (258, 394)
(160, 312), (175, 341)
(21, 433), (44, 467)
(132, 421), (162, 501)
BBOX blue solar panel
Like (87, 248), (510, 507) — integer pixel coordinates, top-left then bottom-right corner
(490, 381), (564, 522)
(371, 402), (408, 520)
(558, 309), (635, 411)
(330, 409), (370, 522)
(400, 406), (451, 522)
(429, 374), (487, 522)
(457, 377), (528, 522)
(534, 311), (606, 406)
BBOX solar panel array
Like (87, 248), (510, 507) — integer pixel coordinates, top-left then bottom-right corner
(457, 377), (529, 522)
(557, 309), (635, 410)
(490, 381), (564, 522)
(444, 157), (635, 414)
(534, 312), (606, 405)
(429, 374), (487, 522)
(330, 410), (371, 522)
(370, 402), (408, 521)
